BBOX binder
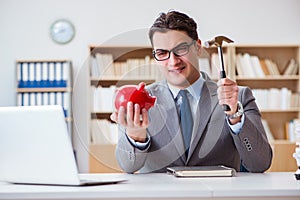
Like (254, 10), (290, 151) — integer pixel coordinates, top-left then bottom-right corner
(55, 62), (63, 87)
(17, 62), (22, 88)
(35, 62), (42, 87)
(49, 62), (55, 87)
(22, 62), (29, 88)
(63, 92), (70, 117)
(49, 92), (55, 105)
(42, 62), (48, 87)
(62, 62), (69, 87)
(36, 92), (42, 106)
(23, 93), (29, 106)
(28, 63), (36, 88)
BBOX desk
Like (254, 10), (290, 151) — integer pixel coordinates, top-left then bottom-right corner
(0, 172), (299, 200)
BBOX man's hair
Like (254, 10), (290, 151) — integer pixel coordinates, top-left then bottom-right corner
(149, 10), (198, 45)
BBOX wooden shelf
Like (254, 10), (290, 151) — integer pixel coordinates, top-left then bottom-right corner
(260, 109), (299, 113)
(236, 75), (299, 80)
(17, 87), (71, 93)
(237, 78), (299, 91)
(91, 112), (112, 120)
(89, 45), (152, 62)
(91, 78), (155, 87)
(16, 59), (71, 63)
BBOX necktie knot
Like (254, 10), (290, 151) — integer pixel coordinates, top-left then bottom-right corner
(179, 89), (188, 97)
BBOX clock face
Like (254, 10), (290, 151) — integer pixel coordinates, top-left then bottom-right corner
(50, 19), (75, 44)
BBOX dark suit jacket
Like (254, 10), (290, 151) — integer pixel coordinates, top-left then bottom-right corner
(116, 72), (273, 173)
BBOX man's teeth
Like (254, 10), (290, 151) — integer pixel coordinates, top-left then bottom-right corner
(170, 66), (185, 72)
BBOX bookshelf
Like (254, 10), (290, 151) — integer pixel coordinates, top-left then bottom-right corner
(87, 45), (299, 172)
(16, 60), (73, 138)
(232, 46), (299, 138)
(232, 45), (300, 171)
(88, 46), (160, 172)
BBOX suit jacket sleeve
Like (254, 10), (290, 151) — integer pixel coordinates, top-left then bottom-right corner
(230, 86), (272, 172)
(115, 125), (150, 173)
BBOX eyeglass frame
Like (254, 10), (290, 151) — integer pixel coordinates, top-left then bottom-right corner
(152, 40), (196, 61)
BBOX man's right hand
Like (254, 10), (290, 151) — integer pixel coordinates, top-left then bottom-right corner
(110, 101), (149, 142)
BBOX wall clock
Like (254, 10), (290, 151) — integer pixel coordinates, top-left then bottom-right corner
(50, 19), (75, 44)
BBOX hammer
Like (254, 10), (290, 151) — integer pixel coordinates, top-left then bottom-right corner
(204, 35), (234, 111)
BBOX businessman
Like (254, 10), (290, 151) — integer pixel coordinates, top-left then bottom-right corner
(111, 10), (272, 173)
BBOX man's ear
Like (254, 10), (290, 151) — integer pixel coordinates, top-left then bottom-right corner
(196, 39), (202, 55)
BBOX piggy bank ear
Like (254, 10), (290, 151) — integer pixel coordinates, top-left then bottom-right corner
(137, 82), (146, 91)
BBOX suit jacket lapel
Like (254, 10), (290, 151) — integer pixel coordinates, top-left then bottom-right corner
(149, 81), (186, 162)
(187, 75), (219, 162)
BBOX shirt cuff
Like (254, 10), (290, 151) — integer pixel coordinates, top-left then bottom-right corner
(226, 114), (245, 134)
(126, 133), (150, 150)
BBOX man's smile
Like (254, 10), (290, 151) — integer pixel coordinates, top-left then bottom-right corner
(169, 66), (186, 73)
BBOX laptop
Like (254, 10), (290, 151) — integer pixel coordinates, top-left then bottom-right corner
(0, 105), (126, 186)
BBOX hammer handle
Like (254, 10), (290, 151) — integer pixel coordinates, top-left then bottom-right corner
(219, 71), (231, 111)
(218, 47), (231, 112)
(223, 104), (231, 111)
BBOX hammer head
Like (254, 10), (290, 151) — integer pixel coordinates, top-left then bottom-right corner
(204, 35), (234, 47)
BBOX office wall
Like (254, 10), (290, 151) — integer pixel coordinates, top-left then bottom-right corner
(0, 0), (299, 172)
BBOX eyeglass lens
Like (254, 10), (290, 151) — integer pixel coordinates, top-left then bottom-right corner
(153, 41), (194, 61)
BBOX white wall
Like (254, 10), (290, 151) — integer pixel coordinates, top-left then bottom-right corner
(1, 0), (299, 172)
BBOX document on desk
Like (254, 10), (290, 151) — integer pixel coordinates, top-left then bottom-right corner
(167, 165), (236, 177)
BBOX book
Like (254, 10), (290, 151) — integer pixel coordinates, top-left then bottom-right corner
(283, 59), (298, 76)
(259, 59), (270, 75)
(250, 55), (265, 77)
(286, 119), (300, 142)
(265, 59), (280, 75)
(235, 54), (244, 76)
(167, 165), (236, 177)
(241, 53), (256, 77)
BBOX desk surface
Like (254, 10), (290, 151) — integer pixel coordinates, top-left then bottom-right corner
(0, 172), (299, 200)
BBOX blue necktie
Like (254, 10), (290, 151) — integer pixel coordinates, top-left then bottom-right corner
(178, 90), (193, 157)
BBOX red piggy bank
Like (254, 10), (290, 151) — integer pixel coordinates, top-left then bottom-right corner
(114, 82), (156, 112)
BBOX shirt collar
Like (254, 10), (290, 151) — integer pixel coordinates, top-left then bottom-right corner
(168, 76), (204, 101)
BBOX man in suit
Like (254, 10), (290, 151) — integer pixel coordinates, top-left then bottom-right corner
(110, 10), (272, 173)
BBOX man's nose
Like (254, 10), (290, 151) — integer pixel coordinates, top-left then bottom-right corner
(168, 52), (181, 65)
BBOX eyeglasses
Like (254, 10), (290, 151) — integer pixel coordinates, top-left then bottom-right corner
(152, 41), (195, 61)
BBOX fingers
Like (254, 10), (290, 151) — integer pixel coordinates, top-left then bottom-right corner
(118, 106), (126, 126)
(141, 108), (149, 127)
(133, 104), (141, 127)
(112, 102), (149, 128)
(126, 102), (134, 127)
(217, 78), (239, 114)
(110, 112), (117, 122)
(130, 103), (149, 128)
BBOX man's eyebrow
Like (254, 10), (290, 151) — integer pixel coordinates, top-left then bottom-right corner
(155, 42), (189, 51)
(175, 42), (189, 46)
(154, 48), (168, 51)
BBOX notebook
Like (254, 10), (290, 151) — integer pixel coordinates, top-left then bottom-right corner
(0, 105), (126, 186)
(167, 165), (236, 177)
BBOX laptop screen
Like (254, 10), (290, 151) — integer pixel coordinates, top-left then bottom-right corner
(0, 105), (80, 185)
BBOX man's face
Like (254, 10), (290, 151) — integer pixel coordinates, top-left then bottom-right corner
(152, 30), (201, 89)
